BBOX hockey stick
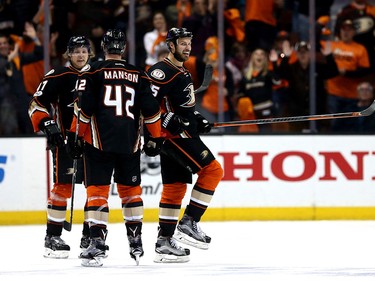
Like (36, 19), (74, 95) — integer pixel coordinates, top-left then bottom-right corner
(194, 64), (213, 94)
(63, 91), (82, 231)
(213, 100), (375, 128)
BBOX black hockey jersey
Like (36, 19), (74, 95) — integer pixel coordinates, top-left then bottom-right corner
(147, 58), (200, 137)
(74, 59), (161, 154)
(28, 65), (82, 134)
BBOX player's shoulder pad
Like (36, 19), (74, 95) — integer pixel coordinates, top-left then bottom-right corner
(148, 61), (183, 83)
(149, 67), (166, 81)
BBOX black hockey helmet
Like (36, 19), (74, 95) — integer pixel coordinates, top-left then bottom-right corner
(166, 27), (193, 50)
(67, 36), (91, 53)
(101, 29), (126, 55)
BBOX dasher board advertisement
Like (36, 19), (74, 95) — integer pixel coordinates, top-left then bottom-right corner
(1, 135), (375, 222)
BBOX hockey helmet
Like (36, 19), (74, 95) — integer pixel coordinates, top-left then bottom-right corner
(67, 36), (91, 53)
(166, 27), (193, 50)
(101, 29), (126, 55)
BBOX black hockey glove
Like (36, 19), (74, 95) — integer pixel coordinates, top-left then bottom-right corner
(143, 136), (164, 157)
(194, 111), (212, 134)
(161, 112), (190, 135)
(65, 131), (84, 159)
(39, 119), (64, 150)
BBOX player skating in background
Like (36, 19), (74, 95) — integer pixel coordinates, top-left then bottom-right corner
(28, 36), (94, 258)
(146, 27), (223, 263)
(67, 29), (162, 267)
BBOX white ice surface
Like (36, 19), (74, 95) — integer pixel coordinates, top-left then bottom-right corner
(1, 221), (375, 281)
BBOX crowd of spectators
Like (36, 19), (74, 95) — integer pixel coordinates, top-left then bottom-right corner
(1, 0), (375, 136)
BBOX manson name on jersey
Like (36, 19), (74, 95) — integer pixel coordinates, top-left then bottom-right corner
(104, 70), (139, 82)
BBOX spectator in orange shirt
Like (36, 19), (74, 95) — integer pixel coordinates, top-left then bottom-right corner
(0, 28), (43, 135)
(335, 0), (375, 71)
(10, 22), (44, 97)
(199, 36), (235, 130)
(244, 0), (284, 52)
(323, 19), (371, 132)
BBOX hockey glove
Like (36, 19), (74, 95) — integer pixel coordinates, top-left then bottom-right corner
(194, 111), (212, 133)
(40, 119), (64, 150)
(65, 131), (84, 159)
(143, 136), (164, 157)
(161, 112), (190, 135)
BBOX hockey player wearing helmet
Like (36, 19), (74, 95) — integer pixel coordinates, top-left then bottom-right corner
(101, 28), (126, 55)
(146, 27), (223, 263)
(28, 36), (95, 258)
(68, 29), (162, 267)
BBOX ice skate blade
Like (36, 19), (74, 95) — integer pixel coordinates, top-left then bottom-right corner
(43, 248), (69, 259)
(130, 249), (143, 265)
(81, 257), (103, 267)
(153, 253), (190, 263)
(174, 231), (209, 250)
(134, 254), (140, 266)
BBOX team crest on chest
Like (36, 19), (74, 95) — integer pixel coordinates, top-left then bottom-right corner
(181, 83), (195, 108)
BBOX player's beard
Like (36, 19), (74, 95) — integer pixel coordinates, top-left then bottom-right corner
(173, 50), (188, 62)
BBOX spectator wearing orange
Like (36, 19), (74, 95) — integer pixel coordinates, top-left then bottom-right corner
(199, 36), (235, 130)
(143, 11), (168, 71)
(244, 0), (284, 52)
(10, 22), (44, 97)
(323, 19), (371, 132)
(0, 29), (43, 135)
(335, 0), (375, 71)
(176, 0), (192, 27)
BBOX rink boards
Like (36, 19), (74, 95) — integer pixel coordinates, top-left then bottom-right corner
(1, 135), (375, 224)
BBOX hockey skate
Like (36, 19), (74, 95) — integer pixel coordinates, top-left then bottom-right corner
(80, 235), (109, 253)
(80, 237), (108, 267)
(128, 235), (144, 265)
(154, 236), (190, 263)
(126, 222), (144, 265)
(174, 214), (211, 250)
(44, 235), (70, 259)
(80, 235), (90, 250)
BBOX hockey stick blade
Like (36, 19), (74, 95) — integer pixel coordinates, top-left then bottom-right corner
(63, 220), (72, 231)
(194, 64), (213, 94)
(213, 100), (375, 128)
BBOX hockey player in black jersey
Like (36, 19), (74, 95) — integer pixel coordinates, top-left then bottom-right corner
(67, 29), (162, 267)
(147, 27), (223, 263)
(28, 36), (95, 259)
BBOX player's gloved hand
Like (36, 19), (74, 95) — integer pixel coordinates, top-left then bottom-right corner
(65, 131), (84, 159)
(194, 111), (212, 133)
(143, 136), (164, 157)
(161, 112), (190, 135)
(39, 119), (64, 150)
